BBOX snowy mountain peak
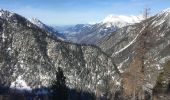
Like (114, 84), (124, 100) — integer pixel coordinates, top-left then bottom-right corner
(0, 9), (7, 16)
(0, 9), (3, 16)
(102, 15), (143, 28)
(30, 18), (45, 29)
(0, 9), (14, 18)
(161, 8), (170, 13)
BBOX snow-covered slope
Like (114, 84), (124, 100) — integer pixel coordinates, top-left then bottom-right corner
(30, 18), (47, 29)
(10, 76), (32, 91)
(158, 8), (170, 15)
(0, 9), (14, 19)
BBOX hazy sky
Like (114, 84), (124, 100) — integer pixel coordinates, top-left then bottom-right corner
(0, 0), (170, 25)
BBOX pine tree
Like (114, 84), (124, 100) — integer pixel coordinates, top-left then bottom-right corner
(51, 67), (68, 100)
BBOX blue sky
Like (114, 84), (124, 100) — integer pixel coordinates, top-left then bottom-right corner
(0, 0), (170, 25)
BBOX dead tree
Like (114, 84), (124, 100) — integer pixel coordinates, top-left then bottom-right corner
(123, 8), (151, 100)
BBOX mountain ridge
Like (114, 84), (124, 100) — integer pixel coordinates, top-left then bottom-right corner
(0, 9), (120, 97)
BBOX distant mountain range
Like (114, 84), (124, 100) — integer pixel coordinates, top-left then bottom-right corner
(57, 14), (143, 44)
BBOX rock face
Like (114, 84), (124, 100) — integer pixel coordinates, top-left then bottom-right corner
(98, 8), (170, 99)
(0, 9), (119, 95)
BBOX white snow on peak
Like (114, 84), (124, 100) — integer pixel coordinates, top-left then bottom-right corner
(161, 8), (170, 13)
(0, 9), (14, 18)
(102, 15), (143, 28)
(0, 9), (5, 16)
(10, 76), (32, 91)
(30, 18), (45, 29)
(102, 15), (143, 26)
(0, 12), (2, 16)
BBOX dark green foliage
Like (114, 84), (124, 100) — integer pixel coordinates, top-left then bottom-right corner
(51, 67), (68, 100)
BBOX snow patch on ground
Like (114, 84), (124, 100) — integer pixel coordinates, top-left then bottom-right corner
(10, 76), (32, 91)
(19, 60), (24, 68)
(112, 33), (140, 56)
(160, 32), (165, 37)
(115, 80), (121, 86)
(7, 47), (11, 51)
(2, 32), (6, 42)
(155, 64), (162, 70)
(143, 83), (154, 91)
(159, 56), (170, 64)
(117, 57), (129, 73)
(153, 19), (165, 27)
(97, 80), (102, 85)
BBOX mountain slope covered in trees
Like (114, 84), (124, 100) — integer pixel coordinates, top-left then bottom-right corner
(0, 9), (120, 99)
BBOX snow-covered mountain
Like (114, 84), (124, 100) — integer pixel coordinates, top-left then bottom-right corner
(97, 8), (170, 99)
(62, 14), (143, 44)
(0, 9), (119, 97)
(30, 18), (65, 40)
(2, 7), (170, 99)
(102, 15), (143, 28)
